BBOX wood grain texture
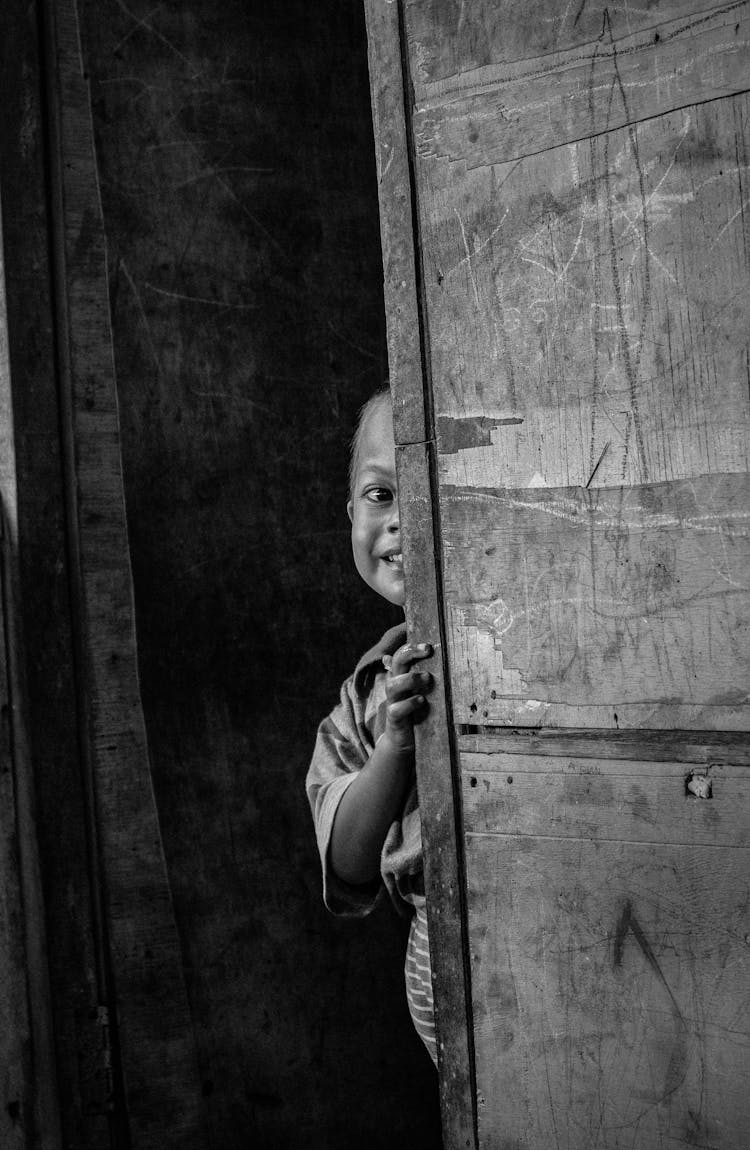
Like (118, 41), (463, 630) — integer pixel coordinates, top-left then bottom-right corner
(49, 1), (208, 1144)
(441, 474), (749, 728)
(466, 831), (750, 1149)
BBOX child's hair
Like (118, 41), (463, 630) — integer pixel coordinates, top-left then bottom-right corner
(348, 386), (391, 497)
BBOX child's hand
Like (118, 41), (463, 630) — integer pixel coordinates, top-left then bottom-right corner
(381, 643), (434, 755)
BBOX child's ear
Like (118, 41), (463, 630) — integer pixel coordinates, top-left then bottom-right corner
(346, 499), (354, 523)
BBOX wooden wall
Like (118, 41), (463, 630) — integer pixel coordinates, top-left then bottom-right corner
(75, 1), (442, 1147)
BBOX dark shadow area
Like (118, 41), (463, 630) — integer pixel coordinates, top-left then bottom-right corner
(79, 0), (443, 1146)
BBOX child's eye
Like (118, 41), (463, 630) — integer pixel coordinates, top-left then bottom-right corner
(364, 487), (393, 504)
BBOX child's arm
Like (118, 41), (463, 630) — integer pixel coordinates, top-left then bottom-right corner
(329, 642), (433, 886)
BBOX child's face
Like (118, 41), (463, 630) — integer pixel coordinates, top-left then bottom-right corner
(347, 400), (404, 607)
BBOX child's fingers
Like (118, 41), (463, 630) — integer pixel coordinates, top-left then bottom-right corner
(385, 669), (433, 703)
(388, 642), (433, 678)
(386, 694), (428, 727)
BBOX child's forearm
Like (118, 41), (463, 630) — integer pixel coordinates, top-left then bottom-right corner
(329, 733), (414, 886)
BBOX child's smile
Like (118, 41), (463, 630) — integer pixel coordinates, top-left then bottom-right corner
(347, 399), (405, 607)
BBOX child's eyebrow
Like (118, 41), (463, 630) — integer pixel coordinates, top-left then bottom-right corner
(357, 461), (396, 479)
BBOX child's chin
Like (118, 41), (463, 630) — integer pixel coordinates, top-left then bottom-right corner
(364, 564), (405, 606)
(381, 575), (405, 607)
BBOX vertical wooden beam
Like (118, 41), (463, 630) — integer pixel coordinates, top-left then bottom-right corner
(41, 0), (209, 1145)
(0, 215), (62, 1149)
(398, 442), (478, 1150)
(0, 0), (111, 1140)
(363, 2), (477, 1145)
(362, 0), (426, 446)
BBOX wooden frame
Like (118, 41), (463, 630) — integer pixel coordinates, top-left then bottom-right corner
(362, 2), (478, 1146)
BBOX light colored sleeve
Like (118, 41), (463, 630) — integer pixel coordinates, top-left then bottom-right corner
(306, 677), (382, 917)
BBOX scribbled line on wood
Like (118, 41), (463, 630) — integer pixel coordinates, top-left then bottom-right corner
(413, 2), (750, 167)
(613, 899), (689, 1098)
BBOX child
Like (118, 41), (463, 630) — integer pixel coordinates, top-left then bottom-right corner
(305, 388), (438, 1065)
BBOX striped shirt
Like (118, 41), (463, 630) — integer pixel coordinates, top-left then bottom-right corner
(405, 899), (437, 1064)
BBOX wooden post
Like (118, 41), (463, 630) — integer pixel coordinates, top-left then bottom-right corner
(39, 0), (210, 1144)
(363, 2), (478, 1146)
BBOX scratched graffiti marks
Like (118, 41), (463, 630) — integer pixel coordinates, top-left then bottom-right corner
(420, 95), (750, 492)
(441, 474), (750, 726)
(466, 832), (750, 1148)
(405, 0), (718, 83)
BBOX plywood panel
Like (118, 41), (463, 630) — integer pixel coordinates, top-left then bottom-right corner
(441, 473), (750, 728)
(464, 802), (750, 1148)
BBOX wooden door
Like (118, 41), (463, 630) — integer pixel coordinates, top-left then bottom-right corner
(363, 2), (750, 1147)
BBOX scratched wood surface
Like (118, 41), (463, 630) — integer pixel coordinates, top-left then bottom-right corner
(406, 0), (744, 81)
(422, 97), (750, 493)
(403, 2), (750, 729)
(462, 751), (750, 1150)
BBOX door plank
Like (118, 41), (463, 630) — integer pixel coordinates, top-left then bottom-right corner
(462, 753), (750, 847)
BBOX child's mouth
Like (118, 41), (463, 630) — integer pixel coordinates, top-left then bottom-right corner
(383, 552), (403, 566)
